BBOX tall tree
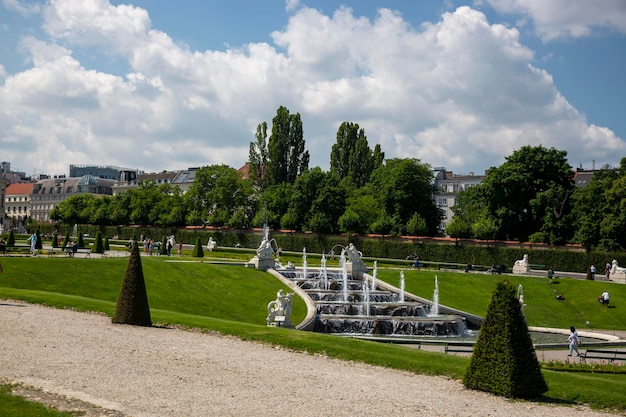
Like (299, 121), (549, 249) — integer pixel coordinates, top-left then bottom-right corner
(266, 106), (310, 186)
(367, 158), (441, 235)
(330, 122), (384, 187)
(249, 121), (269, 191)
(481, 145), (574, 242)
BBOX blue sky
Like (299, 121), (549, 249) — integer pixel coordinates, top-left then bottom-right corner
(1, 0), (625, 177)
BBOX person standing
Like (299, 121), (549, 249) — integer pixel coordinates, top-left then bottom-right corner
(567, 326), (581, 357)
(28, 232), (37, 256)
(605, 262), (611, 280)
(590, 265), (596, 280)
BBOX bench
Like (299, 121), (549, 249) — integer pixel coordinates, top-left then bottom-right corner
(528, 263), (546, 270)
(444, 342), (474, 354)
(5, 246), (32, 256)
(580, 349), (626, 364)
(62, 247), (91, 257)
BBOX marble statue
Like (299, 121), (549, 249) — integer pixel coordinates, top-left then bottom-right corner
(266, 289), (294, 327)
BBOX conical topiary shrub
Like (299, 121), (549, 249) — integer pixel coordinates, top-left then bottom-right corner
(7, 230), (15, 246)
(104, 235), (110, 251)
(78, 233), (85, 248)
(62, 232), (70, 248)
(92, 231), (104, 254)
(35, 229), (43, 250)
(112, 241), (152, 327)
(192, 237), (204, 258)
(463, 280), (547, 399)
(160, 237), (167, 256)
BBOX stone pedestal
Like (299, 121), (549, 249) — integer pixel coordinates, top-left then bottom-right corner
(512, 265), (529, 274)
(347, 260), (368, 279)
(250, 256), (275, 271)
(610, 272), (626, 284)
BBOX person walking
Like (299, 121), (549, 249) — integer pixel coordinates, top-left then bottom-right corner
(28, 232), (38, 256)
(567, 326), (581, 357)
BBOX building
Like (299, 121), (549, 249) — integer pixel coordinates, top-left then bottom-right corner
(0, 177), (6, 232)
(30, 175), (115, 222)
(0, 161), (29, 184)
(69, 164), (140, 181)
(433, 167), (486, 234)
(4, 182), (34, 232)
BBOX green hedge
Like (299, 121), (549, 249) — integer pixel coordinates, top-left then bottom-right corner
(28, 223), (626, 274)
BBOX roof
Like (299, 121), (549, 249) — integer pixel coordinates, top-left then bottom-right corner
(5, 183), (34, 195)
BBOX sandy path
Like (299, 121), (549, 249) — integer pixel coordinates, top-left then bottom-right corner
(0, 300), (620, 417)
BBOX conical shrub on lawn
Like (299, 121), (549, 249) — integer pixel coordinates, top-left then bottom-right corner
(112, 241), (152, 327)
(463, 280), (547, 399)
(92, 231), (104, 254)
(192, 237), (204, 258)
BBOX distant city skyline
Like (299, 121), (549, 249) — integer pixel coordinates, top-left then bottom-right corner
(1, 0), (625, 177)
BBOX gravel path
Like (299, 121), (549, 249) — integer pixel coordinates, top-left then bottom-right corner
(0, 300), (620, 417)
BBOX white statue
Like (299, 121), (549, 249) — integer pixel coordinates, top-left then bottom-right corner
(206, 237), (217, 251)
(514, 254), (529, 267)
(266, 289), (294, 327)
(611, 260), (626, 274)
(256, 237), (273, 259)
(345, 243), (362, 263)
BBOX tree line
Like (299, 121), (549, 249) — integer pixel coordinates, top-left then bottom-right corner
(50, 106), (626, 251)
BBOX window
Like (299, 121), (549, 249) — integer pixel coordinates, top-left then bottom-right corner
(438, 198), (447, 206)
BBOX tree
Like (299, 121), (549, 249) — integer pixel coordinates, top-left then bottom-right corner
(112, 241), (152, 327)
(62, 232), (70, 248)
(330, 122), (384, 187)
(445, 216), (472, 239)
(266, 106), (310, 186)
(406, 213), (428, 236)
(104, 235), (110, 251)
(481, 145), (574, 242)
(249, 121), (269, 191)
(192, 237), (204, 258)
(78, 232), (85, 248)
(367, 158), (441, 235)
(463, 281), (547, 398)
(186, 165), (253, 227)
(7, 230), (15, 246)
(35, 229), (43, 250)
(92, 231), (104, 254)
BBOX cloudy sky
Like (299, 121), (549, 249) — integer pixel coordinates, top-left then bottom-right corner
(1, 0), (625, 177)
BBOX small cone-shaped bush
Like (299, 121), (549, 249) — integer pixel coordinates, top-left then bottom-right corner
(160, 237), (167, 255)
(463, 280), (547, 399)
(52, 233), (59, 248)
(192, 237), (204, 258)
(7, 230), (15, 246)
(62, 232), (70, 248)
(92, 231), (104, 254)
(35, 229), (43, 250)
(78, 233), (85, 248)
(112, 241), (152, 326)
(103, 235), (110, 251)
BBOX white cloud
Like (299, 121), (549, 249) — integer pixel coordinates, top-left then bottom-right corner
(483, 0), (626, 40)
(2, 0), (40, 16)
(0, 0), (623, 178)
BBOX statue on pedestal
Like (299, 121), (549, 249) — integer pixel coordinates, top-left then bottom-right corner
(266, 289), (294, 327)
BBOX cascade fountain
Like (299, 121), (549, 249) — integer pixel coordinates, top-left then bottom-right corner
(274, 244), (471, 338)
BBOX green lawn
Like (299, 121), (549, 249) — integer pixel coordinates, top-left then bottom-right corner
(1, 254), (625, 414)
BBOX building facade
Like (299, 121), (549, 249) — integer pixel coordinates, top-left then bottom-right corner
(30, 175), (115, 222)
(4, 182), (34, 232)
(433, 168), (486, 234)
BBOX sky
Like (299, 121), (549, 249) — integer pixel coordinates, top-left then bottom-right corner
(1, 0), (625, 178)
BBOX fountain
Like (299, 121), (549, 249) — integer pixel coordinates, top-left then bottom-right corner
(302, 247), (308, 278)
(371, 261), (377, 291)
(429, 275), (439, 317)
(517, 284), (526, 316)
(274, 244), (471, 338)
(340, 248), (348, 302)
